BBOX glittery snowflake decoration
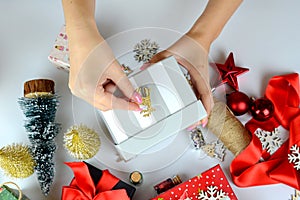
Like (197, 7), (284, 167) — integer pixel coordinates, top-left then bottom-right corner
(255, 128), (282, 154)
(133, 39), (159, 63)
(288, 145), (300, 170)
(201, 141), (226, 161)
(198, 186), (229, 200)
(191, 128), (205, 149)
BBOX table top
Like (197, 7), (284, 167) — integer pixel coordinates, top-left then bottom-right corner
(0, 0), (299, 199)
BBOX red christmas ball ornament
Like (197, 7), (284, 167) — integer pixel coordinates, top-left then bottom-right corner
(226, 91), (250, 116)
(250, 97), (274, 121)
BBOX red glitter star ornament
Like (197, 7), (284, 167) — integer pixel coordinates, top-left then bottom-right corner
(215, 52), (249, 91)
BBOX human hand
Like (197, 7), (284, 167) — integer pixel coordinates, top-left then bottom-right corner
(68, 28), (142, 111)
(149, 33), (214, 128)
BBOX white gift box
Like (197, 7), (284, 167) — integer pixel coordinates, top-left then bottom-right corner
(100, 56), (207, 161)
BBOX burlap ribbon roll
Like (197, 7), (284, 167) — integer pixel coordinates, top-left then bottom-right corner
(207, 99), (251, 156)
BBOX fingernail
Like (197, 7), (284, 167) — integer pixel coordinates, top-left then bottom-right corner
(202, 119), (208, 128)
(135, 107), (143, 112)
(133, 91), (143, 104)
(140, 63), (151, 70)
(187, 126), (195, 131)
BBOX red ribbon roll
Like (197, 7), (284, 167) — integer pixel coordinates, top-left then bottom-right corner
(230, 73), (300, 189)
(62, 162), (130, 200)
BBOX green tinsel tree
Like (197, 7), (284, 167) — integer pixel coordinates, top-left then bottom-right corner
(18, 79), (60, 195)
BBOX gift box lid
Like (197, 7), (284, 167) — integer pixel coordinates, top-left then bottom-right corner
(151, 164), (238, 200)
(84, 162), (136, 198)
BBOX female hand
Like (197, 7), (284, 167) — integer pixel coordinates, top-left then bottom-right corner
(68, 40), (143, 111)
(63, 0), (142, 111)
(150, 33), (214, 128)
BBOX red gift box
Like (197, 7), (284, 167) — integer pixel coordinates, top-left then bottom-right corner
(62, 162), (136, 200)
(152, 165), (237, 200)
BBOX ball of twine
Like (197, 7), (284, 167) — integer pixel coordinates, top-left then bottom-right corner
(207, 99), (251, 156)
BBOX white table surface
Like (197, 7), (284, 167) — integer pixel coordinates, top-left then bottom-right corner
(0, 0), (299, 199)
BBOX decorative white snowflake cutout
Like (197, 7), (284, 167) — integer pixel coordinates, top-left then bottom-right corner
(198, 186), (229, 200)
(288, 145), (300, 170)
(133, 39), (159, 63)
(201, 141), (226, 161)
(254, 128), (282, 155)
(290, 189), (300, 200)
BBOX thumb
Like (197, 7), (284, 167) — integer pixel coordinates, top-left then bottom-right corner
(149, 50), (171, 63)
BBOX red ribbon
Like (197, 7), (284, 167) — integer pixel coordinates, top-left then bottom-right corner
(230, 73), (300, 189)
(62, 162), (130, 200)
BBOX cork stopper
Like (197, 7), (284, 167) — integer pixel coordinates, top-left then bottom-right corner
(24, 79), (55, 98)
(129, 171), (143, 185)
(171, 175), (182, 185)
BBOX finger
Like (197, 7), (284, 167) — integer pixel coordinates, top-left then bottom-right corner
(187, 68), (214, 129)
(195, 78), (214, 118)
(187, 121), (202, 131)
(149, 50), (171, 63)
(108, 63), (143, 104)
(140, 62), (152, 71)
(93, 90), (142, 111)
(103, 82), (117, 94)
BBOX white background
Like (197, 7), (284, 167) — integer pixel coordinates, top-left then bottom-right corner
(0, 0), (299, 199)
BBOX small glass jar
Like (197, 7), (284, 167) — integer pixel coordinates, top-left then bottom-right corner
(154, 175), (182, 194)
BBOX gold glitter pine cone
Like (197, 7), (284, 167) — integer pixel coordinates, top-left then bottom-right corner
(0, 144), (35, 178)
(64, 124), (101, 160)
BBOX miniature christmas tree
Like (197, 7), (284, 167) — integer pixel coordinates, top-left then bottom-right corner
(18, 79), (60, 195)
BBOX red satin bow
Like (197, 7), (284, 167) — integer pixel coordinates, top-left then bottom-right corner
(62, 162), (130, 200)
(230, 73), (300, 189)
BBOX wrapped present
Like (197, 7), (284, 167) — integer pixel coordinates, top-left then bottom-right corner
(48, 25), (70, 72)
(152, 165), (237, 200)
(0, 182), (30, 200)
(101, 56), (207, 161)
(62, 162), (136, 200)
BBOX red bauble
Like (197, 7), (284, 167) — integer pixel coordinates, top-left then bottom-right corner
(226, 91), (250, 116)
(250, 97), (274, 121)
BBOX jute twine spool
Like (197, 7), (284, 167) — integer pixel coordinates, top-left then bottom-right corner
(207, 99), (251, 156)
(0, 182), (22, 200)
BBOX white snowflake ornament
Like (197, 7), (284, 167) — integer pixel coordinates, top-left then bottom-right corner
(255, 128), (282, 154)
(198, 186), (229, 200)
(288, 145), (300, 170)
(133, 39), (159, 63)
(290, 189), (300, 200)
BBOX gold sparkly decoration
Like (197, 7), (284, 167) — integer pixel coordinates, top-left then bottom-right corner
(64, 124), (101, 160)
(137, 87), (155, 117)
(121, 64), (133, 75)
(207, 99), (251, 156)
(0, 144), (35, 178)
